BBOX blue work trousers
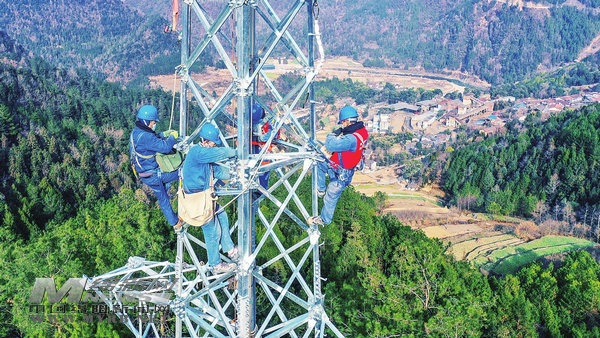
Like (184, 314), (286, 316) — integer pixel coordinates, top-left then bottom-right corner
(201, 204), (235, 266)
(253, 144), (272, 194)
(259, 171), (271, 191)
(316, 161), (355, 224)
(140, 171), (179, 226)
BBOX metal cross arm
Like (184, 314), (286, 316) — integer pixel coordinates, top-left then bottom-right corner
(184, 3), (235, 75)
(248, 0), (306, 87)
(256, 2), (309, 67)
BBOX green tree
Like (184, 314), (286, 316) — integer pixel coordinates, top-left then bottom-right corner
(0, 104), (19, 136)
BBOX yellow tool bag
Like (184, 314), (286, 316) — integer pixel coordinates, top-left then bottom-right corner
(177, 169), (216, 226)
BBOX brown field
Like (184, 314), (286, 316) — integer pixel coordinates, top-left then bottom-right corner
(148, 56), (490, 96)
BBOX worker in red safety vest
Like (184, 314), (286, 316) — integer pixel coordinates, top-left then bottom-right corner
(251, 103), (280, 192)
(308, 106), (368, 226)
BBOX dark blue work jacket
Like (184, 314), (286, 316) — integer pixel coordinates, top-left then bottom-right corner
(129, 125), (176, 173)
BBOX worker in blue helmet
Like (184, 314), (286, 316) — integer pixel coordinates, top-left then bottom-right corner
(250, 102), (279, 193)
(308, 105), (369, 226)
(130, 105), (184, 230)
(181, 124), (238, 273)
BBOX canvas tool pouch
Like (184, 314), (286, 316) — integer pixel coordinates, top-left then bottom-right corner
(177, 168), (216, 226)
(156, 150), (184, 173)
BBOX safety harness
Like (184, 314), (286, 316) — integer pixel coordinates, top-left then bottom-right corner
(130, 132), (157, 178)
(251, 119), (280, 165)
(336, 131), (366, 169)
(330, 122), (368, 170)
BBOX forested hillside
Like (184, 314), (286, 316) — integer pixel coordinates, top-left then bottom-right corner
(0, 0), (180, 83)
(320, 0), (600, 84)
(1, 0), (597, 86)
(0, 31), (175, 239)
(443, 104), (600, 240)
(491, 61), (600, 99)
(127, 0), (600, 85)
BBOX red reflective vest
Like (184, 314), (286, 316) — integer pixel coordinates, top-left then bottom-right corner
(251, 119), (280, 165)
(330, 127), (368, 169)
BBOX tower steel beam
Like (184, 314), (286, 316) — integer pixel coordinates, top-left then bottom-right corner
(235, 2), (255, 336)
(90, 0), (342, 336)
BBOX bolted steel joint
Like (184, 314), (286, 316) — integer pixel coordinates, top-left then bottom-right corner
(126, 256), (146, 269)
(308, 302), (325, 325)
(238, 254), (255, 277)
(179, 66), (190, 83)
(228, 0), (245, 8)
(170, 297), (186, 320)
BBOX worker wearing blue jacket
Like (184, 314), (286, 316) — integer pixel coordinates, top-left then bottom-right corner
(130, 105), (183, 229)
(251, 103), (278, 192)
(309, 106), (369, 226)
(181, 124), (238, 273)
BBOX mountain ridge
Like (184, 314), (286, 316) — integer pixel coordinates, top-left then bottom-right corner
(0, 0), (180, 82)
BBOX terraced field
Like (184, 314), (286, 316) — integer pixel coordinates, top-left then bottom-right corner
(477, 236), (596, 275)
(422, 223), (482, 239)
(425, 227), (597, 274)
(450, 234), (518, 260)
(354, 182), (599, 275)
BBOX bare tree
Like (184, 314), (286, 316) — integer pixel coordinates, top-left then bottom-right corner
(582, 204), (590, 227)
(532, 201), (548, 223)
(457, 194), (478, 211)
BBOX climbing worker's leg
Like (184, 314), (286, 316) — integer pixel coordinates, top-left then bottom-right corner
(141, 173), (179, 226)
(320, 168), (355, 225)
(215, 204), (235, 254)
(316, 161), (330, 194)
(201, 218), (221, 266)
(258, 171), (271, 191)
(160, 170), (179, 194)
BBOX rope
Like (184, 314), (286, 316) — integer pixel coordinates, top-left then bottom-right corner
(169, 70), (178, 131)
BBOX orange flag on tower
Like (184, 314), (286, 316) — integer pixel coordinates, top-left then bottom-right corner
(172, 0), (179, 31)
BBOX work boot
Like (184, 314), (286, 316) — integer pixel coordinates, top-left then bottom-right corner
(173, 218), (185, 232)
(318, 191), (326, 198)
(308, 216), (325, 226)
(212, 262), (237, 274)
(228, 246), (239, 261)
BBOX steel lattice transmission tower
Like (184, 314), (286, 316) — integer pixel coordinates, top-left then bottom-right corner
(87, 0), (344, 337)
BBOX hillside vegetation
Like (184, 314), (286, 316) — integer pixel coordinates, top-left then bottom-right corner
(2, 1), (599, 85)
(0, 0), (179, 83)
(491, 61), (600, 98)
(1, 12), (600, 337)
(443, 103), (600, 242)
(0, 31), (175, 238)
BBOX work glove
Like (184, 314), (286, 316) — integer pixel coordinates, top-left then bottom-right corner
(162, 129), (179, 139)
(332, 128), (342, 136)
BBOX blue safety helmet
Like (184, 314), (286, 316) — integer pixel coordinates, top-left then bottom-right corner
(137, 105), (160, 122)
(199, 124), (222, 145)
(338, 106), (358, 124)
(251, 103), (265, 125)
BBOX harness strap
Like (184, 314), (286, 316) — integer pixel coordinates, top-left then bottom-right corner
(130, 132), (157, 171)
(353, 131), (365, 147)
(131, 133), (156, 159)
